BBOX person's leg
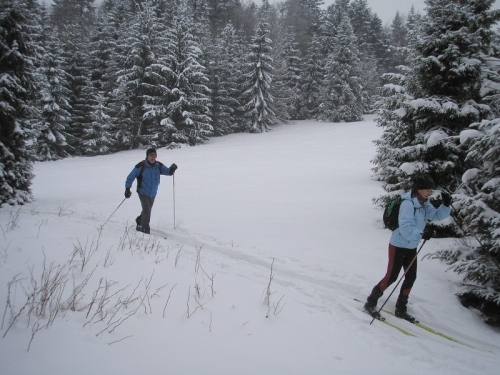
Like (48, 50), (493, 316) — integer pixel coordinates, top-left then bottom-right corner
(366, 244), (404, 308)
(366, 284), (383, 308)
(146, 196), (156, 233)
(379, 244), (405, 292)
(139, 195), (156, 234)
(396, 248), (417, 313)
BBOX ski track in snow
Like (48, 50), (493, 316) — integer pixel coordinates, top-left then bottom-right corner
(166, 225), (500, 344)
(163, 231), (500, 375)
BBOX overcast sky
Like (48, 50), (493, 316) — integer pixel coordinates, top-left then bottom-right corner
(364, 0), (426, 23)
(322, 0), (500, 25)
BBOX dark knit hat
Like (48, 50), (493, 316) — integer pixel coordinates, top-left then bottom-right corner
(146, 148), (157, 156)
(413, 174), (435, 190)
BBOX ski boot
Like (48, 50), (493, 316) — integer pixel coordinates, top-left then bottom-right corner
(364, 303), (384, 320)
(395, 309), (417, 323)
(395, 295), (418, 323)
(364, 285), (384, 319)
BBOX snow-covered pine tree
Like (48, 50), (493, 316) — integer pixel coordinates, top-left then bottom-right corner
(189, 0), (216, 138)
(330, 0), (390, 81)
(208, 22), (241, 136)
(206, 0), (240, 38)
(50, 0), (95, 27)
(231, 0), (258, 40)
(299, 32), (324, 120)
(83, 93), (115, 154)
(385, 11), (409, 75)
(134, 0), (178, 149)
(225, 22), (246, 127)
(51, 0), (96, 155)
(0, 0), (40, 205)
(366, 11), (392, 77)
(89, 7), (118, 103)
(189, 0), (211, 47)
(114, 0), (165, 148)
(64, 39), (95, 155)
(37, 7), (73, 160)
(239, 2), (277, 133)
(278, 27), (302, 121)
(405, 5), (422, 32)
(426, 1), (500, 325)
(231, 27), (250, 131)
(267, 8), (292, 124)
(318, 7), (364, 122)
(429, 116), (500, 326)
(82, 8), (119, 155)
(348, 0), (373, 56)
(280, 0), (322, 56)
(301, 0), (324, 29)
(371, 8), (423, 195)
(373, 0), (499, 211)
(317, 5), (338, 57)
(165, 4), (212, 145)
(358, 56), (380, 112)
(99, 0), (134, 150)
(348, 0), (383, 111)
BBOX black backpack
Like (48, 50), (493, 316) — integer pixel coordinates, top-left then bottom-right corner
(383, 196), (417, 231)
(135, 160), (164, 192)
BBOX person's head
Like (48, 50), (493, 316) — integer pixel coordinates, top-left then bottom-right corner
(413, 174), (434, 199)
(146, 148), (157, 164)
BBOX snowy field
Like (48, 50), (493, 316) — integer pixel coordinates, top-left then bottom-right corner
(0, 115), (499, 375)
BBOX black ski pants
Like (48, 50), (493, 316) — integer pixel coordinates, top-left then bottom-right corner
(377, 244), (417, 297)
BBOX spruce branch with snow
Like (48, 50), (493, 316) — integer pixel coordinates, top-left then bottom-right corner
(431, 117), (500, 326)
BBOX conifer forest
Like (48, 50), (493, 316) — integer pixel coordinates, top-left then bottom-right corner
(1, 0), (500, 324)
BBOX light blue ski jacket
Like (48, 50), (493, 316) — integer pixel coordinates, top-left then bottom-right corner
(389, 191), (450, 249)
(125, 159), (172, 197)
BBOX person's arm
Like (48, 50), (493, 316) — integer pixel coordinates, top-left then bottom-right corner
(160, 163), (177, 176)
(159, 163), (171, 176)
(424, 201), (450, 221)
(125, 166), (140, 188)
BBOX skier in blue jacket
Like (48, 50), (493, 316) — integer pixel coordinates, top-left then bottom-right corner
(125, 148), (177, 234)
(364, 174), (451, 322)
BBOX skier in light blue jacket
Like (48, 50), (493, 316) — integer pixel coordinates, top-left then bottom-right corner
(364, 174), (451, 322)
(125, 148), (177, 234)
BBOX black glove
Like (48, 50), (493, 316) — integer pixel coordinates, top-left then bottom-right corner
(125, 187), (132, 198)
(441, 192), (451, 207)
(422, 228), (434, 241)
(169, 163), (178, 175)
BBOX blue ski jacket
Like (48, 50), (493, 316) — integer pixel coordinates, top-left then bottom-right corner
(390, 190), (450, 249)
(125, 159), (172, 197)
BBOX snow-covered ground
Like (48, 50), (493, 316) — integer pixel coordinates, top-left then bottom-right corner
(1, 115), (498, 375)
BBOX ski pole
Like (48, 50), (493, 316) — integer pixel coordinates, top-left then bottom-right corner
(173, 174), (176, 229)
(370, 239), (427, 325)
(101, 198), (127, 229)
(448, 202), (485, 247)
